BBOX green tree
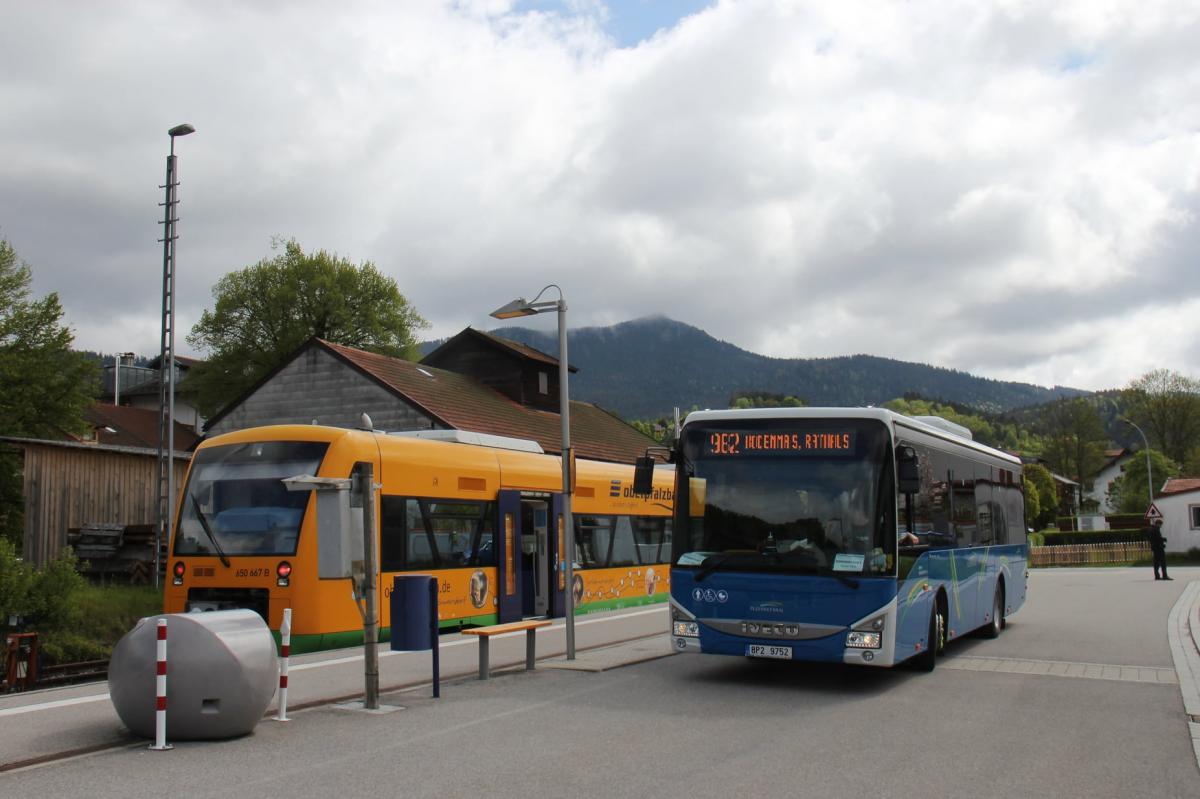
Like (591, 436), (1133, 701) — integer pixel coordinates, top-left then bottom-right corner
(0, 537), (33, 633)
(1123, 369), (1200, 467)
(0, 239), (97, 547)
(1022, 463), (1059, 529)
(1039, 398), (1108, 504)
(1106, 450), (1179, 514)
(1021, 473), (1041, 530)
(186, 239), (428, 415)
(730, 391), (805, 409)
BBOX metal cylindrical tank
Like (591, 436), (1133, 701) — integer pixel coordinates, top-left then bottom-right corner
(109, 609), (277, 740)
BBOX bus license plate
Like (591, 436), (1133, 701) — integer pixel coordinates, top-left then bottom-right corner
(746, 644), (792, 660)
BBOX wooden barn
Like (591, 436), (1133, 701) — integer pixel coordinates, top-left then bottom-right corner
(2, 405), (199, 567)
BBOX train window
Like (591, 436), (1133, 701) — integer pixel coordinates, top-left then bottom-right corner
(380, 496), (407, 572)
(575, 515), (670, 567)
(633, 517), (670, 563)
(609, 516), (638, 567)
(574, 515), (610, 568)
(380, 497), (496, 571)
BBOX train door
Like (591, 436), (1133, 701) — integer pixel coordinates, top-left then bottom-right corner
(520, 497), (550, 617)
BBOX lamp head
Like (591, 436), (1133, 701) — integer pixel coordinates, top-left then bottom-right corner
(169, 123), (196, 138)
(490, 297), (539, 319)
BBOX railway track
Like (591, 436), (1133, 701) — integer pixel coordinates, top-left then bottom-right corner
(2, 659), (108, 693)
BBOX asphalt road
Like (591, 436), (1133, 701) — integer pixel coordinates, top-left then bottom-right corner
(3, 567), (1198, 798)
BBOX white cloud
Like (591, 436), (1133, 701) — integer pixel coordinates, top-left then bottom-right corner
(1, 0), (1197, 393)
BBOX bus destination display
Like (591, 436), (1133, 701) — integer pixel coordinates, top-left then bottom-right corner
(702, 430), (856, 458)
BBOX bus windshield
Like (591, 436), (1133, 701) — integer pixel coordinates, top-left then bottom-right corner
(174, 441), (329, 557)
(675, 419), (894, 577)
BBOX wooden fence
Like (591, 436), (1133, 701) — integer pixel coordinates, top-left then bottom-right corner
(1029, 540), (1149, 567)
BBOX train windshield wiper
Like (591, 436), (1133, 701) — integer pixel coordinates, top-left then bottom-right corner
(191, 495), (231, 568)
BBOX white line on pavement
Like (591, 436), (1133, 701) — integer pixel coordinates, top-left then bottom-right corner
(0, 606), (668, 716)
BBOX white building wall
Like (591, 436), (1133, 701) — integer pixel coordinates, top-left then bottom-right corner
(1155, 491), (1200, 554)
(1089, 455), (1132, 514)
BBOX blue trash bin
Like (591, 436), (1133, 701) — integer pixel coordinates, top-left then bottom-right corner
(390, 575), (436, 651)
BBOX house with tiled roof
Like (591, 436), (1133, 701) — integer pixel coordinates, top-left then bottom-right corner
(79, 403), (200, 451)
(1152, 477), (1200, 553)
(203, 332), (657, 464)
(1087, 447), (1134, 514)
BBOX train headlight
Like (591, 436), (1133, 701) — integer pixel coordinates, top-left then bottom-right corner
(276, 561), (292, 587)
(173, 561), (185, 586)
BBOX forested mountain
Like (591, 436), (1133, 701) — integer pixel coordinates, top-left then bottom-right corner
(423, 316), (1087, 420)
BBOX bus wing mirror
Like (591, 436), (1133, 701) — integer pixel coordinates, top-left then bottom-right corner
(897, 447), (920, 495)
(633, 446), (673, 495)
(632, 456), (656, 496)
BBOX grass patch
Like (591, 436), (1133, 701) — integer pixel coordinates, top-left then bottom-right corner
(38, 583), (161, 664)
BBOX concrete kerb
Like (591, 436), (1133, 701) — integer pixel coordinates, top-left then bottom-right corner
(1165, 580), (1200, 768)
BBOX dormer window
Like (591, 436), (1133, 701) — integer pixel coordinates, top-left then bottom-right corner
(539, 371), (549, 395)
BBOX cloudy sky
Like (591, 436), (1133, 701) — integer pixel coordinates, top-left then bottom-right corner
(2, 0), (1198, 392)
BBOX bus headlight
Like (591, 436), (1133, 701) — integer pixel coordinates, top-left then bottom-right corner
(673, 620), (699, 638)
(846, 631), (882, 649)
(172, 561), (185, 586)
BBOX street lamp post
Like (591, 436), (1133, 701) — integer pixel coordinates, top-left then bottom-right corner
(491, 285), (576, 660)
(156, 123), (195, 587)
(1121, 418), (1155, 507)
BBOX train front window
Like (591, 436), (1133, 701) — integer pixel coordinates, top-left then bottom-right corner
(174, 441), (329, 557)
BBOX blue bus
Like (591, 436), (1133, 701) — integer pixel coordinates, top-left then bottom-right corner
(636, 408), (1028, 670)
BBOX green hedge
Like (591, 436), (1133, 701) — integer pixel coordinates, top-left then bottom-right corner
(1041, 529), (1145, 546)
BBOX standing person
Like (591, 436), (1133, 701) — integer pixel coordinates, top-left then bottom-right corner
(1145, 518), (1170, 580)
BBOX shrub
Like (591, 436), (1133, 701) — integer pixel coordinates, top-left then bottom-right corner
(1042, 529), (1145, 546)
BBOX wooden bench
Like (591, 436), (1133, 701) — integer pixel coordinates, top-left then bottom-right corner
(460, 619), (553, 680)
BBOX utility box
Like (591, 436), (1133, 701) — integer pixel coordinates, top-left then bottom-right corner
(282, 474), (361, 579)
(108, 610), (277, 740)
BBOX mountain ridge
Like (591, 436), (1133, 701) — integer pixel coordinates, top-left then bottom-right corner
(421, 316), (1087, 419)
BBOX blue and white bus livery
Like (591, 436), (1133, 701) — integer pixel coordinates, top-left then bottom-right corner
(636, 408), (1028, 671)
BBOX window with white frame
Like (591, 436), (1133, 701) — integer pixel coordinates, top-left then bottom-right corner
(1190, 505), (1200, 530)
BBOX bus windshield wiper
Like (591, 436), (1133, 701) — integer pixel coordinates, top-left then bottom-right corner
(823, 567), (859, 590)
(191, 495), (231, 568)
(694, 553), (738, 583)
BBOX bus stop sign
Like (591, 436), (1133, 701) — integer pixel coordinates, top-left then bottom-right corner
(1144, 503), (1163, 521)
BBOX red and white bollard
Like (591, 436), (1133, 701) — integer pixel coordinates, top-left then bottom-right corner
(149, 618), (172, 751)
(275, 608), (291, 722)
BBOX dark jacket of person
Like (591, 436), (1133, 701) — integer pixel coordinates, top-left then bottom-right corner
(1145, 523), (1167, 552)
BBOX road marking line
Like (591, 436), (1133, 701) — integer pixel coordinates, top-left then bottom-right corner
(0, 606), (670, 714)
(943, 655), (1177, 684)
(0, 694), (110, 717)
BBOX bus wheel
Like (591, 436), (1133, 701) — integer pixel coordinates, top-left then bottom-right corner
(934, 604), (946, 655)
(984, 585), (1004, 639)
(915, 607), (938, 672)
